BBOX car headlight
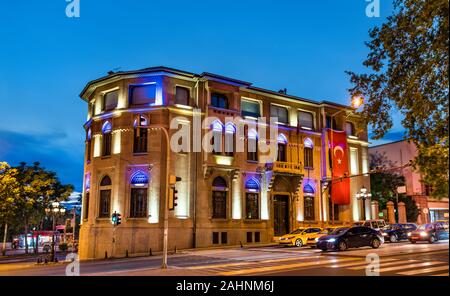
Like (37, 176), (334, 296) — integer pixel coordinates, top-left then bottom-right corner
(420, 231), (428, 237)
(327, 238), (336, 242)
(382, 233), (388, 236)
(407, 232), (411, 237)
(315, 237), (319, 242)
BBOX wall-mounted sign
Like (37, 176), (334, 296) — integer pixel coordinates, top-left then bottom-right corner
(397, 186), (406, 194)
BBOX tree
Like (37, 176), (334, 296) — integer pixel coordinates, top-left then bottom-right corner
(14, 162), (73, 254)
(347, 0), (449, 198)
(0, 162), (20, 255)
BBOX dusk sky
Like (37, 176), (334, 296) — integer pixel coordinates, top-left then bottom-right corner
(0, 0), (404, 191)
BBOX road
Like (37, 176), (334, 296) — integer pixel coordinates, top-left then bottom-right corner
(0, 240), (448, 276)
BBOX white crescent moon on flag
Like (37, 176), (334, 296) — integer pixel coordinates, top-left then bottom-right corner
(333, 146), (344, 164)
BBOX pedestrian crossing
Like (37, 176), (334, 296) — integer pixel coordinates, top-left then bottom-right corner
(185, 255), (449, 276)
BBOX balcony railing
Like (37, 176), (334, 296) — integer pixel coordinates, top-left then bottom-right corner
(272, 161), (303, 175)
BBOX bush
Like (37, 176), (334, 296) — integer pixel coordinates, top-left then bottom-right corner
(58, 243), (68, 252)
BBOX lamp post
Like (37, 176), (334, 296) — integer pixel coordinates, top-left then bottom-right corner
(45, 201), (66, 262)
(328, 95), (363, 225)
(356, 186), (372, 221)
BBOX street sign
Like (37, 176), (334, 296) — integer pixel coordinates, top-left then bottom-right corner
(397, 186), (406, 194)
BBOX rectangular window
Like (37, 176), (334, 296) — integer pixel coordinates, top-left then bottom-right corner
(304, 147), (313, 168)
(211, 93), (229, 109)
(304, 196), (315, 221)
(298, 111), (314, 130)
(350, 147), (359, 175)
(133, 127), (148, 153)
(212, 191), (227, 219)
(130, 188), (148, 218)
(224, 132), (234, 156)
(221, 232), (228, 244)
(212, 131), (222, 155)
(103, 90), (119, 111)
(270, 105), (289, 124)
(277, 144), (287, 162)
(247, 137), (258, 161)
(86, 140), (92, 162)
(345, 122), (355, 136)
(246, 232), (253, 243)
(83, 192), (90, 220)
(241, 100), (261, 118)
(175, 86), (189, 106)
(130, 84), (156, 106)
(99, 190), (111, 218)
(245, 193), (259, 219)
(102, 133), (112, 156)
(212, 232), (219, 244)
(254, 232), (260, 243)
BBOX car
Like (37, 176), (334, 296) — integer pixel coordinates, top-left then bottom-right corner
(307, 227), (337, 247)
(317, 226), (384, 251)
(354, 219), (388, 231)
(381, 223), (417, 243)
(408, 222), (449, 244)
(278, 227), (322, 247)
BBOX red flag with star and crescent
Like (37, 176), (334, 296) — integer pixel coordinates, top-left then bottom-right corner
(327, 129), (350, 205)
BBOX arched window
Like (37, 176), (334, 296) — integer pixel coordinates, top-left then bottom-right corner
(303, 184), (315, 221)
(247, 129), (258, 161)
(133, 116), (148, 153)
(99, 175), (112, 218)
(102, 121), (112, 157)
(211, 93), (229, 109)
(304, 138), (314, 169)
(130, 171), (148, 218)
(86, 129), (92, 162)
(224, 122), (236, 156)
(245, 178), (260, 220)
(212, 176), (227, 219)
(277, 134), (288, 162)
(211, 120), (223, 155)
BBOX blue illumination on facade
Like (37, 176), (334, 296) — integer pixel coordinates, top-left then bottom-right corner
(303, 184), (315, 194)
(245, 177), (260, 190)
(131, 171), (149, 185)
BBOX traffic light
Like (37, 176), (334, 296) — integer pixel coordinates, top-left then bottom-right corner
(116, 213), (122, 225)
(111, 211), (122, 226)
(168, 175), (181, 211)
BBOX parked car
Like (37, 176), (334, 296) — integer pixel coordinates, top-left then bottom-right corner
(307, 227), (337, 248)
(278, 227), (322, 247)
(408, 222), (449, 244)
(317, 226), (384, 251)
(354, 219), (388, 231)
(381, 223), (417, 243)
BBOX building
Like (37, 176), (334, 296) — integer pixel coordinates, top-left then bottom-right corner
(78, 66), (371, 259)
(369, 140), (449, 224)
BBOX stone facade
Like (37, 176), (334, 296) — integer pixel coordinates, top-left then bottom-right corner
(78, 66), (371, 259)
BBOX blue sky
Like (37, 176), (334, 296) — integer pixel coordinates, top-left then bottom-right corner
(0, 0), (404, 191)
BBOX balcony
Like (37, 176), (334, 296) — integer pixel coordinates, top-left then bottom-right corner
(268, 161), (303, 175)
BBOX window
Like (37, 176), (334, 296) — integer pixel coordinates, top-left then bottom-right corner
(326, 115), (338, 130)
(83, 192), (90, 220)
(304, 184), (315, 221)
(241, 100), (261, 118)
(130, 171), (149, 218)
(271, 105), (289, 124)
(345, 122), (355, 136)
(103, 90), (119, 111)
(328, 190), (340, 221)
(175, 86), (189, 106)
(298, 111), (314, 130)
(247, 232), (253, 243)
(221, 232), (228, 244)
(102, 122), (112, 157)
(350, 148), (359, 175)
(212, 232), (219, 244)
(133, 116), (148, 153)
(224, 123), (235, 156)
(212, 177), (227, 219)
(247, 129), (258, 162)
(99, 176), (112, 218)
(130, 84), (156, 106)
(211, 120), (223, 155)
(277, 134), (288, 162)
(211, 93), (229, 109)
(86, 129), (92, 162)
(304, 138), (314, 168)
(254, 232), (260, 243)
(245, 178), (260, 220)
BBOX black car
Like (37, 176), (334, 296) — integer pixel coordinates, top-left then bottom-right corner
(381, 223), (417, 243)
(317, 226), (384, 251)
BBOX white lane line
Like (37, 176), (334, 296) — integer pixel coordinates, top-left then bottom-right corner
(397, 265), (449, 276)
(328, 258), (399, 269)
(349, 260), (417, 270)
(379, 261), (445, 273)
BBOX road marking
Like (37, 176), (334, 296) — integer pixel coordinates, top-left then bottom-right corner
(379, 261), (445, 273)
(348, 260), (417, 270)
(219, 257), (359, 276)
(432, 273), (449, 276)
(188, 255), (324, 270)
(328, 258), (399, 268)
(397, 265), (449, 276)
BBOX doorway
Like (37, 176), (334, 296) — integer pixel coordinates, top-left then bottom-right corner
(273, 195), (289, 236)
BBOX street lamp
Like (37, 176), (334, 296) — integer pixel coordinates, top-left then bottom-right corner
(45, 201), (66, 262)
(356, 186), (372, 221)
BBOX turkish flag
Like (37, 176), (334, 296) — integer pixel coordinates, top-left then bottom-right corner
(327, 130), (350, 205)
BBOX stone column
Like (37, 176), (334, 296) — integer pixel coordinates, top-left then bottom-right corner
(371, 201), (379, 220)
(397, 202), (407, 223)
(386, 201), (396, 224)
